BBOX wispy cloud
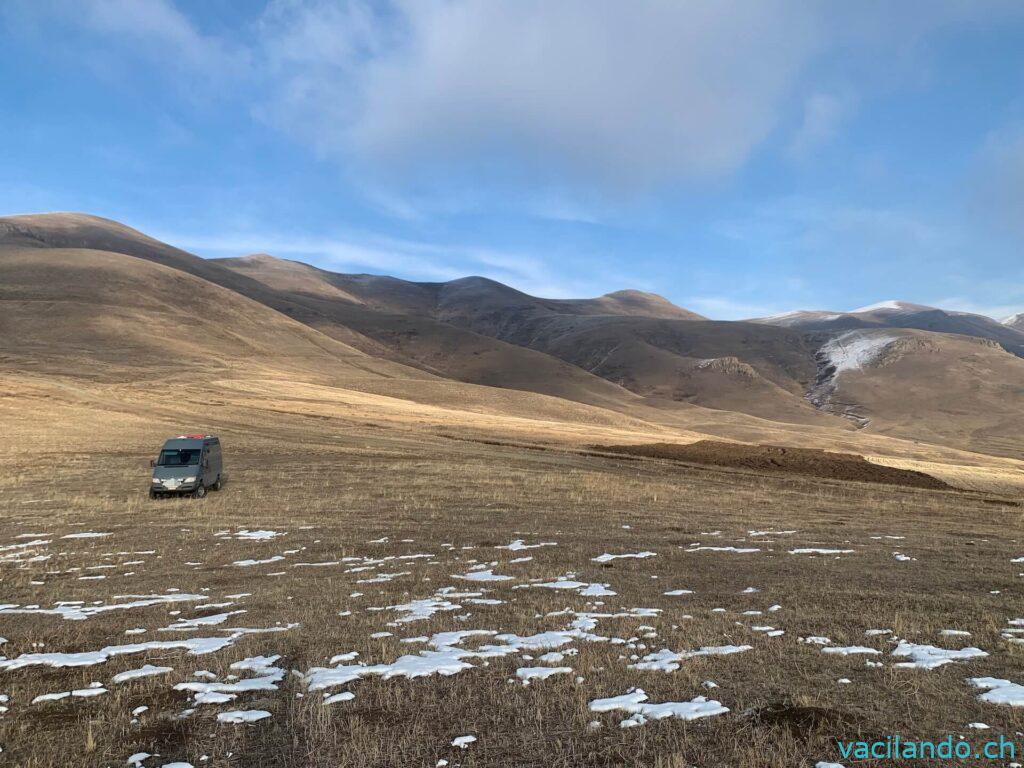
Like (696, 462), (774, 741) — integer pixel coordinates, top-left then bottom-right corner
(787, 92), (851, 159)
(714, 197), (958, 281)
(933, 297), (1024, 321)
(968, 124), (1024, 240)
(682, 296), (793, 321)
(151, 227), (617, 299)
(80, 0), (240, 70)
(4, 0), (248, 87)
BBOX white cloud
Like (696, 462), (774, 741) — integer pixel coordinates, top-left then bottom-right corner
(259, 0), (823, 188)
(254, 1), (1024, 195)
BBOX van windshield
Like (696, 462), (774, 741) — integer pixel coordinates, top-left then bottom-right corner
(157, 449), (201, 467)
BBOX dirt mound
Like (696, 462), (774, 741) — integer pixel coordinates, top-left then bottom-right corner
(592, 440), (951, 489)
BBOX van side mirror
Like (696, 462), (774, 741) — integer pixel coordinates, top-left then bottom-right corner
(149, 459), (155, 468)
(203, 459), (209, 469)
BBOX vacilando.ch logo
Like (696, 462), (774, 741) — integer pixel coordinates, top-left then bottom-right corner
(836, 734), (1015, 762)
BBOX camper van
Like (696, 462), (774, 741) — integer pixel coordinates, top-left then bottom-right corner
(149, 434), (223, 498)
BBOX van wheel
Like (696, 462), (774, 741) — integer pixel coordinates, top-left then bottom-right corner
(193, 484), (206, 499)
(148, 489), (158, 499)
(211, 476), (222, 491)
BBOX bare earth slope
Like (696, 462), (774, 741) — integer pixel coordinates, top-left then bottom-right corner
(0, 213), (296, 304)
(3, 243), (692, 446)
(318, 269), (705, 321)
(592, 440), (951, 489)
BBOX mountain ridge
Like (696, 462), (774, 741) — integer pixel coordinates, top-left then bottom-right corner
(4, 211), (1024, 461)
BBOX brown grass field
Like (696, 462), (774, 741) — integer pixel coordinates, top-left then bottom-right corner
(3, 380), (1024, 768)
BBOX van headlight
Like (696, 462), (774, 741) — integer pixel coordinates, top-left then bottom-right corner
(184, 476), (196, 483)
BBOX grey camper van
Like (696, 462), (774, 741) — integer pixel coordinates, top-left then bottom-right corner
(149, 435), (223, 498)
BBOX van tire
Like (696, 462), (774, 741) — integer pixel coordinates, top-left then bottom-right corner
(149, 489), (158, 500)
(193, 484), (206, 499)
(211, 476), (222, 491)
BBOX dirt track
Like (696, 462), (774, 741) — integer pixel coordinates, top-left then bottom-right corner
(592, 440), (952, 489)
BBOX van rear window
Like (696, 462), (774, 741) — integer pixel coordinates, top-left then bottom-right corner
(157, 449), (201, 467)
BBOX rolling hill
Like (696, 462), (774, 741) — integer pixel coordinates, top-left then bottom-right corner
(216, 253), (839, 426)
(4, 211), (1024, 463)
(805, 327), (1024, 458)
(0, 215), (660, 411)
(214, 254), (1024, 455)
(0, 240), (684, 448)
(0, 244), (419, 383)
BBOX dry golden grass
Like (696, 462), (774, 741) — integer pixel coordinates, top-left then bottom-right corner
(2, 390), (1024, 767)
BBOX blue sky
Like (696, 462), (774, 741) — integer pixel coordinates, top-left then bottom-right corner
(3, 1), (1024, 319)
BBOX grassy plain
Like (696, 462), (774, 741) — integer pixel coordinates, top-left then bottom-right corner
(2, 392), (1024, 767)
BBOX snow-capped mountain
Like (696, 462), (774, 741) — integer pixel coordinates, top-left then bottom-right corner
(753, 300), (1024, 357)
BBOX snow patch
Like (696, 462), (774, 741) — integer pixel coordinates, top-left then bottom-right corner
(969, 677), (1024, 706)
(789, 548), (854, 555)
(515, 666), (573, 684)
(891, 642), (987, 670)
(589, 688), (728, 726)
(592, 551), (656, 563)
(217, 709), (271, 724)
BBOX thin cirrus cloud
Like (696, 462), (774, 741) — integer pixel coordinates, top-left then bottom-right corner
(969, 125), (1024, 239)
(3, 0), (248, 79)
(682, 296), (791, 322)
(937, 297), (1024, 322)
(154, 228), (622, 299)
(787, 93), (851, 160)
